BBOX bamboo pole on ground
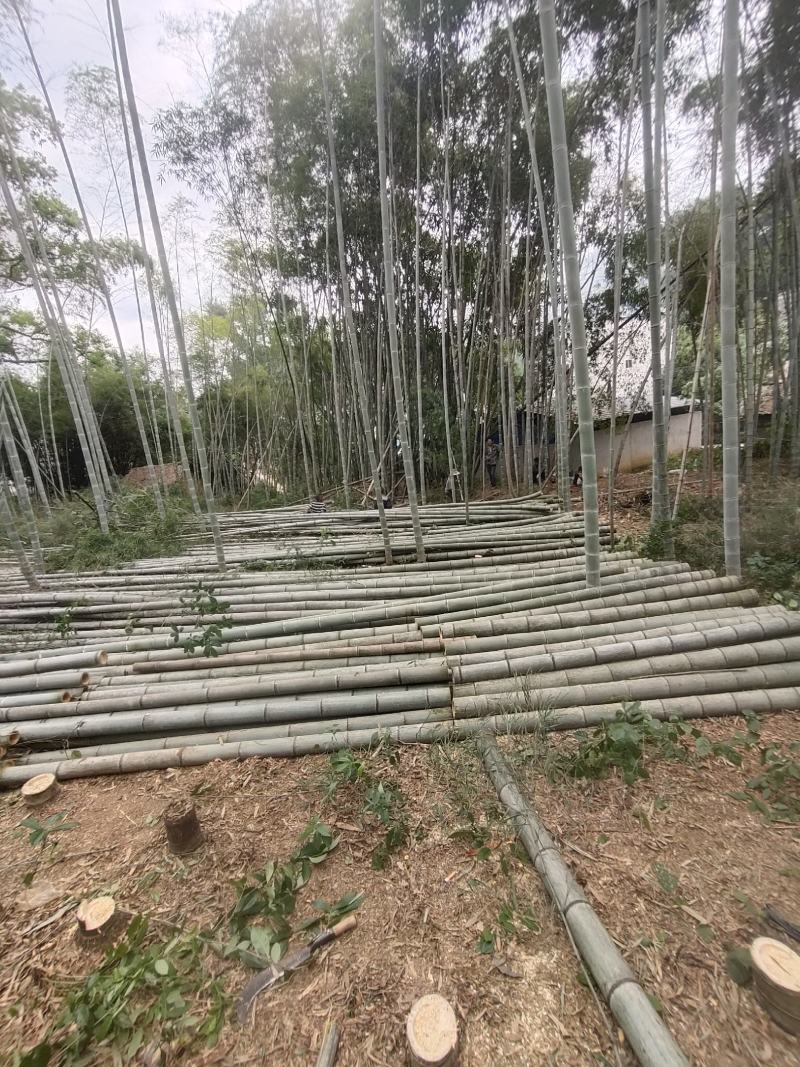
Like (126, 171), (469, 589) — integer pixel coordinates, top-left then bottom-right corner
(479, 736), (688, 1067)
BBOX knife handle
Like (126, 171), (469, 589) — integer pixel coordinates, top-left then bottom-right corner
(309, 913), (358, 953)
(331, 914), (357, 938)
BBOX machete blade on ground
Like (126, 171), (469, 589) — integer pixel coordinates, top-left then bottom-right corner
(237, 914), (357, 1025)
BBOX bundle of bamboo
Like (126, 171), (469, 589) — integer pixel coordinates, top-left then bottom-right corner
(1, 503), (797, 786)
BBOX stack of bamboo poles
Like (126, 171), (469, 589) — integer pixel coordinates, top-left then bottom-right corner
(1, 503), (799, 786)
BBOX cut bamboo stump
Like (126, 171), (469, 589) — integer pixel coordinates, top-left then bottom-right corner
(76, 895), (116, 941)
(406, 994), (458, 1066)
(751, 937), (800, 1035)
(20, 772), (57, 806)
(163, 800), (203, 855)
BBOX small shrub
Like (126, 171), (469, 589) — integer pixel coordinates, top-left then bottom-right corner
(42, 490), (190, 572)
(552, 703), (756, 786)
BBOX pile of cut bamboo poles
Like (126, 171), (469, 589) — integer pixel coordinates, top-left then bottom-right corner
(1, 501), (798, 786)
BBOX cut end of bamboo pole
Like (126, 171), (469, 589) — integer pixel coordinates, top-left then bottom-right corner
(20, 772), (57, 806)
(406, 994), (459, 1066)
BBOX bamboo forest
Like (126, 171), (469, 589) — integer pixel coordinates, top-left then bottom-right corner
(0, 0), (799, 1064)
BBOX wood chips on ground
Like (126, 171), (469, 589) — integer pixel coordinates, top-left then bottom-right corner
(0, 713), (797, 1066)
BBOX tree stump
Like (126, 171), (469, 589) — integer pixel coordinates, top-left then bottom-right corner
(163, 800), (203, 855)
(406, 994), (459, 1066)
(20, 773), (58, 807)
(76, 896), (117, 942)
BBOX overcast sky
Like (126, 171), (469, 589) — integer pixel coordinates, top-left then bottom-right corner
(4, 0), (248, 350)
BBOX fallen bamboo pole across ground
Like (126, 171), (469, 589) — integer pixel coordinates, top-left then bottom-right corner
(478, 735), (689, 1067)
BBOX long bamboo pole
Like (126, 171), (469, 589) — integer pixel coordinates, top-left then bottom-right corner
(373, 0), (426, 562)
(537, 0), (599, 583)
(109, 0), (225, 568)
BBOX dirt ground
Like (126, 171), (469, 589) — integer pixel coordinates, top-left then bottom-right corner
(502, 712), (800, 1067)
(1, 713), (798, 1066)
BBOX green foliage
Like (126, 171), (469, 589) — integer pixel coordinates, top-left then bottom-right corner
(364, 781), (408, 870)
(496, 899), (540, 938)
(223, 817), (340, 967)
(54, 608), (75, 640)
(653, 863), (681, 898)
(18, 812), (78, 848)
(476, 927), (496, 955)
(323, 749), (367, 796)
(16, 917), (227, 1066)
(43, 491), (190, 572)
(170, 583), (234, 657)
(553, 703), (757, 786)
(322, 747), (408, 870)
(732, 740), (800, 823)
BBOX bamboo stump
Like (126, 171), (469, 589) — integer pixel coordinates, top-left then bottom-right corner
(76, 896), (117, 942)
(406, 994), (458, 1066)
(163, 800), (203, 855)
(20, 773), (58, 807)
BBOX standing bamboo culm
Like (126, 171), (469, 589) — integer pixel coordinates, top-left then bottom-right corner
(373, 0), (426, 563)
(719, 0), (741, 575)
(12, 0), (165, 521)
(109, 0), (225, 569)
(313, 0), (395, 564)
(0, 481), (40, 590)
(537, 0), (600, 586)
(639, 0), (673, 552)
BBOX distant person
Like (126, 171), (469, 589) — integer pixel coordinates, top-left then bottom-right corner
(445, 470), (460, 501)
(308, 493), (328, 514)
(485, 439), (499, 487)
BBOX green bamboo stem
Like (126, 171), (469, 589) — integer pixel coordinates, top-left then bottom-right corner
(479, 736), (688, 1067)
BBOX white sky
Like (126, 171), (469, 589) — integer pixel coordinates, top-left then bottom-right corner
(3, 0), (248, 350)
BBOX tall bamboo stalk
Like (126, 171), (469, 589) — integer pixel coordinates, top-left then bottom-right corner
(1, 376), (50, 514)
(373, 0), (426, 562)
(0, 481), (40, 590)
(0, 396), (44, 571)
(313, 0), (394, 563)
(109, 0), (224, 568)
(504, 7), (571, 512)
(744, 110), (756, 488)
(414, 1), (426, 503)
(639, 0), (672, 550)
(719, 0), (741, 575)
(537, 0), (599, 586)
(0, 143), (110, 532)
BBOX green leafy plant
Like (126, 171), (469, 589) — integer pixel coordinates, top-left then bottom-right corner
(323, 749), (368, 797)
(322, 748), (408, 869)
(170, 583), (233, 657)
(223, 818), (340, 967)
(653, 863), (683, 900)
(553, 703), (756, 786)
(497, 899), (539, 938)
(15, 917), (227, 1066)
(299, 891), (365, 932)
(476, 927), (496, 955)
(732, 740), (800, 823)
(364, 781), (408, 870)
(54, 608), (76, 640)
(18, 812), (78, 848)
